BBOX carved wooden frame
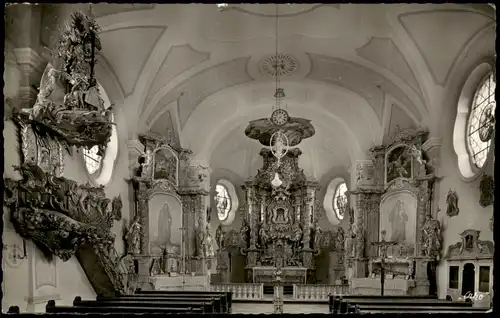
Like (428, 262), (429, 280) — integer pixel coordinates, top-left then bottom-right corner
(384, 144), (414, 186)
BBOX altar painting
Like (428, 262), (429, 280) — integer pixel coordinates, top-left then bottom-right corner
(149, 194), (182, 254)
(152, 147), (178, 186)
(385, 145), (413, 184)
(379, 191), (417, 254)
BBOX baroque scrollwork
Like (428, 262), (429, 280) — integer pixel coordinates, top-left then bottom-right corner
(14, 11), (114, 153)
(3, 162), (123, 262)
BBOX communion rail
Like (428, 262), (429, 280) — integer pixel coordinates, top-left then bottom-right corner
(293, 284), (349, 301)
(210, 283), (264, 300)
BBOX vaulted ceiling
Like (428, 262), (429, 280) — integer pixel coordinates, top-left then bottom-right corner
(51, 3), (496, 179)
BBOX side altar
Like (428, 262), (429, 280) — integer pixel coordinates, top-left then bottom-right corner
(347, 127), (443, 296)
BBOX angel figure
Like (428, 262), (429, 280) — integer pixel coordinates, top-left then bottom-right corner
(31, 66), (58, 120)
(408, 144), (426, 166)
(215, 223), (224, 250)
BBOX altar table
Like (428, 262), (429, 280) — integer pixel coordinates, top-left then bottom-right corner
(252, 266), (307, 284)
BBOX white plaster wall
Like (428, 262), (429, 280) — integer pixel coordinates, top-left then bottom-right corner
(433, 99), (494, 300)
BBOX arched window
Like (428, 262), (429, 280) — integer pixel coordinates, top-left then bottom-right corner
(82, 83), (118, 184)
(333, 182), (348, 220)
(466, 73), (496, 168)
(215, 183), (232, 221)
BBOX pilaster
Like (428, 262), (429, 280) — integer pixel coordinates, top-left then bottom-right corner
(13, 48), (46, 108)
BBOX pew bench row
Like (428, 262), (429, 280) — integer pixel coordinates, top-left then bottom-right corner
(328, 294), (489, 314)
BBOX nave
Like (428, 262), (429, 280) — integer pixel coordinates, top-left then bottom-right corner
(3, 3), (495, 315)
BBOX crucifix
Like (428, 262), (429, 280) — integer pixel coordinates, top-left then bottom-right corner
(371, 230), (397, 296)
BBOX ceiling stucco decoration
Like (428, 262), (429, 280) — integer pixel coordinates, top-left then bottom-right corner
(91, 4), (156, 18)
(356, 37), (423, 100)
(145, 44), (211, 107)
(99, 26), (166, 96)
(145, 57), (253, 128)
(259, 53), (299, 77)
(305, 53), (423, 124)
(398, 9), (494, 86)
(221, 4), (340, 18)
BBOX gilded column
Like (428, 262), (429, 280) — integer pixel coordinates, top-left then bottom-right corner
(261, 190), (268, 224)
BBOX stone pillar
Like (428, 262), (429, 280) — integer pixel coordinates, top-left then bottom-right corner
(6, 5), (46, 109)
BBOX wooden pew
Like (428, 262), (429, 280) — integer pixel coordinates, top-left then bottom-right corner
(46, 299), (202, 314)
(328, 294), (489, 314)
(134, 289), (232, 313)
(74, 297), (214, 313)
(97, 295), (224, 313)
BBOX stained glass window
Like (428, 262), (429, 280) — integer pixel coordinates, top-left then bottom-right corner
(333, 182), (348, 220)
(467, 73), (496, 168)
(216, 184), (231, 221)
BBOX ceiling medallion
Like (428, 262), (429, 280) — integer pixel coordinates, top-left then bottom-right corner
(259, 53), (299, 77)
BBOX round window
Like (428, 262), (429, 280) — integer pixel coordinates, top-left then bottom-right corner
(466, 73), (496, 168)
(215, 183), (232, 221)
(333, 182), (348, 220)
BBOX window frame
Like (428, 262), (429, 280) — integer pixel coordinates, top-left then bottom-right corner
(80, 83), (118, 185)
(333, 182), (348, 221)
(215, 183), (232, 221)
(464, 72), (496, 169)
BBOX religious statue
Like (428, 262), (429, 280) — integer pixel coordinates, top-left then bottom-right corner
(240, 219), (250, 249)
(291, 222), (302, 248)
(345, 223), (356, 258)
(446, 189), (459, 217)
(310, 220), (322, 250)
(421, 214), (442, 259)
(479, 174), (494, 208)
(389, 200), (408, 243)
(124, 215), (141, 255)
(259, 224), (270, 248)
(111, 195), (123, 221)
(215, 223), (224, 250)
(335, 227), (345, 252)
(202, 225), (215, 258)
(206, 206), (212, 225)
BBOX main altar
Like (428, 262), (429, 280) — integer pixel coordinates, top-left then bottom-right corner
(238, 148), (321, 284)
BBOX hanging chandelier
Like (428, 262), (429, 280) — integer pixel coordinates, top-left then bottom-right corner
(268, 4), (290, 188)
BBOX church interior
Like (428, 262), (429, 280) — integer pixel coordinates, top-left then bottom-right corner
(2, 3), (495, 314)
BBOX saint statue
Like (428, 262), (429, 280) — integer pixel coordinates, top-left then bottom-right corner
(125, 215), (142, 255)
(215, 223), (224, 250)
(446, 189), (459, 217)
(311, 220), (322, 250)
(389, 200), (408, 243)
(202, 225), (215, 258)
(335, 227), (345, 252)
(345, 223), (356, 258)
(240, 219), (250, 248)
(421, 214), (442, 259)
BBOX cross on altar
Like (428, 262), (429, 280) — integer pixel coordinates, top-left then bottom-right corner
(371, 230), (397, 296)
